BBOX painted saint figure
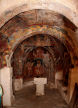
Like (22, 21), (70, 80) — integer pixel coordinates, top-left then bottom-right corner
(33, 60), (44, 77)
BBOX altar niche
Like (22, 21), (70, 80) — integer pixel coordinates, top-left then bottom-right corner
(11, 34), (71, 87)
(23, 47), (54, 82)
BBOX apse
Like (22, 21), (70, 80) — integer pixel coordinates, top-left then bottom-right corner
(11, 34), (71, 86)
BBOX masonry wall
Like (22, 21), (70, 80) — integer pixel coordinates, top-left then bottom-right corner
(68, 66), (78, 101)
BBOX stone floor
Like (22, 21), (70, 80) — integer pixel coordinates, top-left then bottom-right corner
(7, 85), (68, 108)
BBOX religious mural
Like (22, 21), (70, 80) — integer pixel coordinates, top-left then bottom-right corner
(0, 24), (73, 68)
(11, 34), (71, 84)
(11, 34), (55, 80)
(23, 47), (51, 80)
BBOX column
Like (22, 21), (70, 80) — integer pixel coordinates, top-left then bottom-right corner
(0, 67), (14, 106)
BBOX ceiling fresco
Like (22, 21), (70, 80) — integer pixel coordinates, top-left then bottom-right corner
(0, 10), (77, 68)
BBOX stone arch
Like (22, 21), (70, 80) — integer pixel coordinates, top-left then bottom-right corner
(10, 34), (66, 83)
(0, 1), (78, 29)
(7, 26), (72, 51)
(10, 33), (72, 87)
(1, 25), (74, 68)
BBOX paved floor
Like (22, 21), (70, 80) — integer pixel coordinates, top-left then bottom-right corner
(8, 85), (68, 108)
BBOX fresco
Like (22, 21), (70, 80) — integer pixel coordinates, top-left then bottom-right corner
(11, 34), (54, 79)
(12, 46), (53, 81)
(0, 25), (70, 68)
(10, 34), (71, 84)
(23, 48), (46, 80)
(0, 10), (76, 69)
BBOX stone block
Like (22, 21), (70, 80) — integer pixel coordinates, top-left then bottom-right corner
(34, 78), (47, 96)
(13, 78), (23, 91)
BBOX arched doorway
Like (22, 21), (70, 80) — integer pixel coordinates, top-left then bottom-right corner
(11, 34), (71, 91)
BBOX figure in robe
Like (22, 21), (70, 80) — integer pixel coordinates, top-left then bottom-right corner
(33, 60), (44, 77)
(23, 61), (33, 79)
(27, 62), (33, 77)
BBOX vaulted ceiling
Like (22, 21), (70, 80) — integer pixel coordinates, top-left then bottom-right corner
(0, 0), (78, 68)
(0, 0), (78, 27)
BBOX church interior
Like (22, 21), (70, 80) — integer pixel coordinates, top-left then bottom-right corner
(0, 0), (78, 108)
